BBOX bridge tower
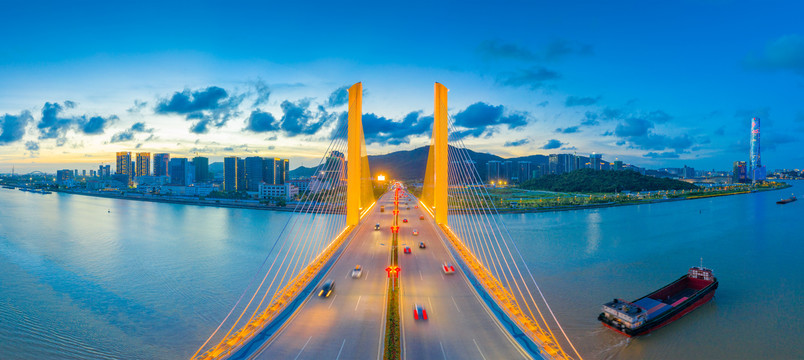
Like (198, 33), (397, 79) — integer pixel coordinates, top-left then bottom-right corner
(347, 82), (363, 226)
(433, 82), (449, 224)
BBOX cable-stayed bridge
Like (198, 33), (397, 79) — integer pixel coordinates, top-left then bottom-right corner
(191, 83), (583, 360)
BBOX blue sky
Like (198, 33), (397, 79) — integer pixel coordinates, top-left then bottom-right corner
(1, 0), (803, 172)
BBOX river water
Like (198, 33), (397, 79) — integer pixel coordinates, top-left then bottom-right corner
(1, 181), (801, 359)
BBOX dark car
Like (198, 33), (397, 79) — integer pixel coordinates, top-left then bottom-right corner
(419, 242), (426, 249)
(419, 215), (425, 220)
(403, 218), (408, 223)
(319, 280), (335, 297)
(375, 223), (380, 230)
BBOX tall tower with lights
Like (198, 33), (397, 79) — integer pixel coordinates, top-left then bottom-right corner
(749, 117), (765, 183)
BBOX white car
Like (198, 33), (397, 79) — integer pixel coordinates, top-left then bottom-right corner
(442, 262), (455, 274)
(351, 265), (363, 278)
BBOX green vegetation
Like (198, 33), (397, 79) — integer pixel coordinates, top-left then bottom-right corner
(520, 168), (699, 193)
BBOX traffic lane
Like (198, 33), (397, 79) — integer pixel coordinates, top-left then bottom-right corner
(253, 194), (394, 360)
(398, 207), (527, 360)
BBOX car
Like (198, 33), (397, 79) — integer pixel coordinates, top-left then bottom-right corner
(375, 223), (380, 230)
(442, 262), (455, 274)
(419, 242), (426, 249)
(402, 218), (408, 223)
(403, 246), (411, 254)
(380, 206), (385, 212)
(412, 229), (418, 236)
(407, 206), (410, 210)
(351, 265), (362, 278)
(419, 215), (425, 220)
(319, 280), (335, 297)
(414, 205), (418, 209)
(413, 304), (428, 320)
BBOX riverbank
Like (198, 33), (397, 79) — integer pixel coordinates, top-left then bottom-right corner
(51, 189), (298, 212)
(488, 182), (792, 214)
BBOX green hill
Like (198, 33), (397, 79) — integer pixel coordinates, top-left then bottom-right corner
(520, 168), (699, 193)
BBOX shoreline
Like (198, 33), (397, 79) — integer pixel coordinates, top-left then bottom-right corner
(5, 182), (792, 214)
(491, 183), (792, 214)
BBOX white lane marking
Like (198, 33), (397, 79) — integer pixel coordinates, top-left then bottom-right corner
(355, 295), (362, 311)
(345, 272), (349, 279)
(364, 270), (369, 280)
(419, 270), (423, 281)
(328, 295), (337, 309)
(440, 273), (444, 280)
(473, 339), (488, 360)
(335, 339), (346, 360)
(428, 297), (433, 313)
(439, 341), (447, 360)
(451, 296), (461, 313)
(294, 336), (312, 360)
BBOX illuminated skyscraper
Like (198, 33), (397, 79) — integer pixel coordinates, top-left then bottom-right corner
(136, 152), (151, 177)
(116, 152), (132, 181)
(749, 117), (765, 182)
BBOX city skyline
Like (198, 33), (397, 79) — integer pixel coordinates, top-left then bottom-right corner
(1, 1), (803, 173)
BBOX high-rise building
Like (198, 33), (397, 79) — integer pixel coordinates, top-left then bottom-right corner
(518, 161), (532, 183)
(486, 160), (501, 182)
(99, 164), (111, 178)
(244, 157), (264, 191)
(614, 160), (624, 170)
(749, 117), (766, 182)
(192, 156), (209, 182)
(56, 169), (73, 184)
(273, 158), (288, 185)
(116, 152), (132, 182)
(682, 165), (695, 179)
(237, 158), (246, 190)
(153, 153), (170, 177)
(136, 152), (151, 177)
(501, 161), (513, 182)
(169, 158), (193, 186)
(322, 152), (345, 183)
(224, 157), (239, 192)
(590, 153), (603, 171)
(733, 161), (747, 183)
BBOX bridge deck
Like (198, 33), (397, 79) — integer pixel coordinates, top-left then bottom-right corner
(247, 191), (528, 360)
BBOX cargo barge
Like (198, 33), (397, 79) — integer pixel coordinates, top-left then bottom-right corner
(776, 194), (796, 204)
(598, 265), (718, 336)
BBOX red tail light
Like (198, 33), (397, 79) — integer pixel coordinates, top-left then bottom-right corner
(414, 310), (418, 320)
(423, 310), (428, 320)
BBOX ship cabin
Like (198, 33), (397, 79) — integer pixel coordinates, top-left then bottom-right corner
(601, 299), (648, 330)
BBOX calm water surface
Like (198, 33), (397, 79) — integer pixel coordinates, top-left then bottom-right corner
(1, 181), (802, 359)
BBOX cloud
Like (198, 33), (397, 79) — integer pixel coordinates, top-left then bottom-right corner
(110, 122), (153, 143)
(504, 138), (530, 147)
(326, 85), (350, 108)
(245, 110), (280, 132)
(644, 151), (680, 159)
(478, 39), (593, 62)
(537, 101), (549, 107)
(744, 34), (804, 75)
(580, 111), (599, 126)
(565, 96), (600, 107)
(279, 98), (332, 137)
(252, 79), (271, 107)
(38, 102), (74, 139)
(714, 126), (725, 136)
(645, 110), (672, 123)
(561, 146), (577, 150)
(450, 102), (529, 140)
(38, 102), (115, 141)
(612, 117), (694, 153)
(555, 126), (580, 134)
(155, 86), (244, 132)
(0, 111), (33, 144)
(332, 110), (433, 145)
(25, 141), (39, 152)
(496, 66), (560, 90)
(127, 100), (148, 114)
(541, 139), (563, 149)
(79, 115), (117, 134)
